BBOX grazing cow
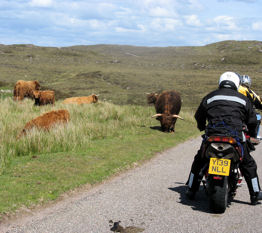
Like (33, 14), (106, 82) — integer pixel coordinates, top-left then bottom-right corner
(13, 80), (40, 101)
(18, 109), (70, 138)
(33, 90), (55, 106)
(63, 94), (98, 104)
(151, 90), (183, 132)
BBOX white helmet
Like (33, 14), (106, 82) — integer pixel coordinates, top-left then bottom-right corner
(219, 71), (240, 90)
(241, 75), (251, 88)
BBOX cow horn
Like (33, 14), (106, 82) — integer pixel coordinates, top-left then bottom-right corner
(152, 113), (162, 118)
(172, 114), (184, 120)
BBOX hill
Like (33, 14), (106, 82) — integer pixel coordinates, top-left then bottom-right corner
(0, 40), (262, 107)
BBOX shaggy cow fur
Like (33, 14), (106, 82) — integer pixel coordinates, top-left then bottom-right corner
(151, 90), (183, 132)
(33, 90), (55, 106)
(63, 94), (98, 104)
(13, 80), (40, 101)
(147, 93), (159, 105)
(18, 109), (70, 138)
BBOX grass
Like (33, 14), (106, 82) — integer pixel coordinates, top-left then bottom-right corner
(0, 97), (199, 217)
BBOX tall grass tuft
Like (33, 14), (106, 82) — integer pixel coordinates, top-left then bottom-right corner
(0, 98), (157, 173)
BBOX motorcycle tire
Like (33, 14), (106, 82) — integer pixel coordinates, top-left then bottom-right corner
(208, 176), (228, 213)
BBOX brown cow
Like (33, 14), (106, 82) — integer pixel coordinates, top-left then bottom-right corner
(63, 94), (98, 104)
(18, 109), (70, 138)
(33, 90), (55, 106)
(150, 90), (183, 132)
(13, 80), (40, 101)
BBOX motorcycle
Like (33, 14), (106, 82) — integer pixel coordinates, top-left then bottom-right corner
(200, 135), (244, 213)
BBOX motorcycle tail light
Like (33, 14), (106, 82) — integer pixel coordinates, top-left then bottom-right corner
(208, 136), (236, 144)
(213, 176), (223, 180)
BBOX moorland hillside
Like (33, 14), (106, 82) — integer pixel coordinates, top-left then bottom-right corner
(0, 40), (262, 108)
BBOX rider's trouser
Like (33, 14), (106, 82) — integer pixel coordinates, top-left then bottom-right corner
(256, 113), (261, 138)
(186, 142), (260, 196)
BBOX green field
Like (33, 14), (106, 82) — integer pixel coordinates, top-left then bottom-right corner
(0, 40), (262, 218)
(0, 98), (198, 217)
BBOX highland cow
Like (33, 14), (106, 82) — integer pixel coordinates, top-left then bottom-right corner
(33, 90), (55, 106)
(13, 80), (40, 101)
(151, 90), (183, 132)
(63, 94), (99, 104)
(18, 109), (70, 138)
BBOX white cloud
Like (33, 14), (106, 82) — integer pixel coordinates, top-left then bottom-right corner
(252, 21), (262, 31)
(212, 32), (244, 42)
(187, 0), (203, 10)
(185, 15), (201, 26)
(87, 19), (104, 29)
(214, 33), (232, 41)
(139, 0), (179, 18)
(115, 24), (145, 33)
(150, 18), (182, 31)
(149, 7), (174, 17)
(223, 0), (256, 2)
(142, 0), (176, 6)
(214, 16), (238, 30)
(55, 15), (116, 31)
(206, 16), (239, 32)
(29, 0), (53, 7)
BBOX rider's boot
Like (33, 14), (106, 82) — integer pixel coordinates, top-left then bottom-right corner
(185, 172), (201, 200)
(250, 191), (262, 205)
(185, 188), (196, 200)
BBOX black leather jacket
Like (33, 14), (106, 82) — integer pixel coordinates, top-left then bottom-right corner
(195, 86), (257, 140)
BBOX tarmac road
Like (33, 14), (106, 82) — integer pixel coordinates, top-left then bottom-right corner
(2, 136), (262, 233)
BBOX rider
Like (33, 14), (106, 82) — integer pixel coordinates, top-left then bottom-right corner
(238, 74), (262, 140)
(186, 71), (262, 205)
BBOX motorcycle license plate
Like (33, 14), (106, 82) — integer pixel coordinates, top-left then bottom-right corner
(208, 158), (231, 176)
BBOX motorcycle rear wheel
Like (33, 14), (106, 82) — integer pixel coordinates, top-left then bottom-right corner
(208, 176), (228, 213)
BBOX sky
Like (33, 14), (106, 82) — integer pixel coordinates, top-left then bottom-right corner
(0, 0), (262, 47)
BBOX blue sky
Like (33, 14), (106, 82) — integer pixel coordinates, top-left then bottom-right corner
(0, 0), (261, 47)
